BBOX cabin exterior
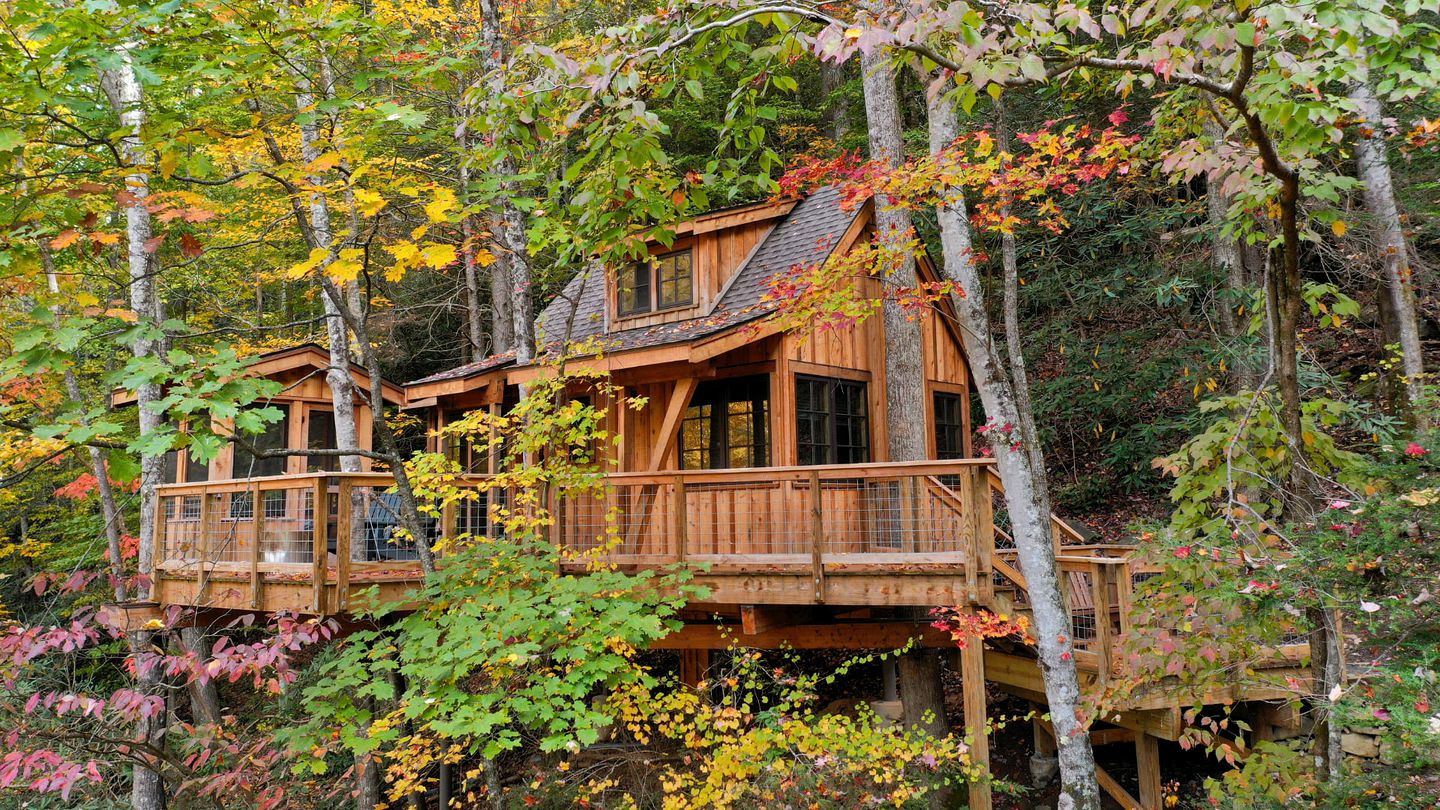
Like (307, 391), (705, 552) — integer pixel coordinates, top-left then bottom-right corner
(406, 189), (975, 476)
(132, 192), (1311, 810)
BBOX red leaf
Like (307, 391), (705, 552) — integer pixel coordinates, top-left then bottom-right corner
(143, 235), (165, 254)
(180, 232), (204, 258)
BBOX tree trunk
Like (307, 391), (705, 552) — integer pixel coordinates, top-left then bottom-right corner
(1204, 119), (1262, 392)
(994, 100), (1047, 481)
(457, 117), (490, 360)
(1350, 77), (1427, 424)
(97, 42), (168, 810)
(859, 48), (926, 464)
(477, 0), (534, 364)
(489, 239), (516, 353)
(821, 60), (849, 142)
(926, 91), (1101, 810)
(43, 253), (130, 601)
(294, 68), (364, 476)
(180, 627), (223, 726)
(898, 650), (949, 737)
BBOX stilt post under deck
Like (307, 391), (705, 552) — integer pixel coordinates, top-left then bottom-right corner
(1135, 731), (1162, 809)
(962, 635), (992, 810)
(679, 649), (709, 688)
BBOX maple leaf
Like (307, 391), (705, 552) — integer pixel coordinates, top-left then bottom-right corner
(180, 232), (205, 258)
(50, 230), (81, 249)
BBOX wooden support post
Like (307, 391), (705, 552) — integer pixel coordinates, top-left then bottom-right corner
(971, 466), (994, 604)
(679, 649), (709, 688)
(1092, 562), (1114, 683)
(250, 483), (263, 609)
(1135, 731), (1163, 810)
(809, 470), (825, 603)
(311, 479), (327, 615)
(151, 493), (167, 600)
(195, 489), (212, 603)
(671, 477), (687, 563)
(962, 633), (992, 810)
(336, 480), (352, 612)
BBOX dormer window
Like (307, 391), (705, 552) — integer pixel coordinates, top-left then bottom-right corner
(619, 249), (692, 316)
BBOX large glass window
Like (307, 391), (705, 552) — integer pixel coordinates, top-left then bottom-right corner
(619, 250), (692, 315)
(233, 405), (289, 478)
(796, 376), (870, 465)
(680, 376), (770, 469)
(934, 392), (967, 460)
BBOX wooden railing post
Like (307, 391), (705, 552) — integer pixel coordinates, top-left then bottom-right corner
(809, 470), (825, 603)
(151, 493), (167, 601)
(1091, 561), (1114, 683)
(311, 478), (327, 615)
(250, 482), (263, 609)
(902, 475), (920, 553)
(671, 476), (687, 563)
(196, 489), (212, 602)
(336, 479), (352, 612)
(972, 465), (994, 604)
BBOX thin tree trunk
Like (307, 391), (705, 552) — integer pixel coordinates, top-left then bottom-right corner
(477, 0), (535, 364)
(994, 100), (1046, 482)
(294, 68), (364, 476)
(42, 250), (130, 601)
(1204, 119), (1262, 392)
(180, 627), (223, 726)
(859, 48), (926, 464)
(1350, 76), (1427, 424)
(821, 60), (849, 142)
(926, 90), (1101, 810)
(456, 108), (490, 360)
(489, 241), (516, 353)
(97, 42), (167, 810)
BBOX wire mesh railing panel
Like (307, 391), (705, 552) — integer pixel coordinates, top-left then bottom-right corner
(683, 481), (799, 557)
(348, 485), (437, 563)
(258, 487), (316, 564)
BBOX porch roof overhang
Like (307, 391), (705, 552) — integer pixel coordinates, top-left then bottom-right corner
(109, 344), (404, 408)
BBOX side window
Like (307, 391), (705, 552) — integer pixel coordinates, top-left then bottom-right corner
(618, 249), (692, 315)
(306, 409), (339, 473)
(796, 376), (870, 466)
(933, 392), (967, 459)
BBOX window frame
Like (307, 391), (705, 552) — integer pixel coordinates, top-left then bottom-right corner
(933, 391), (968, 460)
(618, 248), (693, 317)
(795, 375), (870, 466)
(680, 375), (771, 470)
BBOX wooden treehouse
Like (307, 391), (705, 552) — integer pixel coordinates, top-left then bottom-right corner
(135, 190), (1310, 810)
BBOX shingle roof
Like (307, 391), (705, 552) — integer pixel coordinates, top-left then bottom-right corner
(408, 187), (859, 387)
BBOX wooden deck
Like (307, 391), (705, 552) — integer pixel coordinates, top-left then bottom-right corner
(149, 459), (1306, 692)
(145, 458), (1311, 810)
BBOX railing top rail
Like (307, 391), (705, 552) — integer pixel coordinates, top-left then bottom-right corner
(157, 459), (998, 494)
(157, 470), (396, 495)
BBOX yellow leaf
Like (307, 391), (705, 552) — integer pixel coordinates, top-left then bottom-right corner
(843, 27), (863, 39)
(90, 231), (121, 246)
(305, 152), (342, 174)
(355, 188), (387, 217)
(474, 247), (496, 268)
(424, 188), (457, 223)
(1331, 220), (1347, 237)
(326, 248), (366, 283)
(421, 244), (457, 268)
(285, 247), (329, 280)
(158, 151), (178, 179)
(75, 292), (100, 307)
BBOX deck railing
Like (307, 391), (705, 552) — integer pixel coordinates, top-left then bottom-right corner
(153, 460), (1004, 612)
